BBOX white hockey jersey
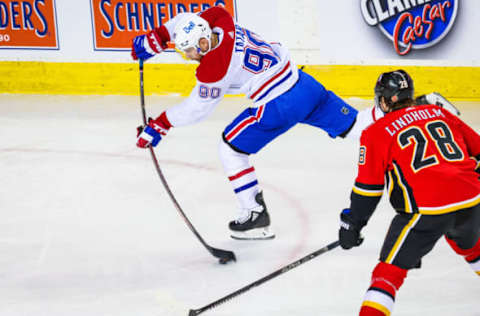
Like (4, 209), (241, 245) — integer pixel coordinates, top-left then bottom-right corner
(160, 7), (299, 127)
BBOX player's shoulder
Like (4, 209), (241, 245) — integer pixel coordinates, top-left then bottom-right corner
(196, 53), (230, 83)
(196, 23), (235, 83)
(200, 6), (234, 29)
(360, 110), (395, 144)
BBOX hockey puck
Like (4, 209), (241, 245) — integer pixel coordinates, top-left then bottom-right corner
(218, 257), (231, 264)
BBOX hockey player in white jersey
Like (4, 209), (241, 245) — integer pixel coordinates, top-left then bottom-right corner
(132, 6), (360, 240)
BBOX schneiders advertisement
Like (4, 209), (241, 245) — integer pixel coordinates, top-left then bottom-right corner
(89, 0), (236, 50)
(0, 0), (59, 49)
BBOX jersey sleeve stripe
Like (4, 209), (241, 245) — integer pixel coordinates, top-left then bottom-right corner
(353, 182), (384, 197)
(353, 186), (383, 197)
(355, 182), (385, 191)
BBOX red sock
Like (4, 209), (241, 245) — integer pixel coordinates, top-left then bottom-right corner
(445, 236), (480, 275)
(359, 262), (407, 316)
(360, 306), (388, 316)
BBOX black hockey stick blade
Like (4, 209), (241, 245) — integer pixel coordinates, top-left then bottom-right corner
(209, 246), (236, 264)
(188, 240), (340, 315)
(138, 60), (236, 265)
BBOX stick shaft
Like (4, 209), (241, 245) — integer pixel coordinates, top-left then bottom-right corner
(189, 240), (340, 315)
(138, 60), (235, 262)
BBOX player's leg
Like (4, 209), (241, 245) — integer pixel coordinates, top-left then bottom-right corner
(284, 70), (357, 138)
(360, 262), (407, 316)
(359, 213), (454, 316)
(445, 204), (480, 276)
(219, 104), (295, 240)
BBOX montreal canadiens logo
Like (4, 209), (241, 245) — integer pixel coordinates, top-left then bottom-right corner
(361, 0), (458, 55)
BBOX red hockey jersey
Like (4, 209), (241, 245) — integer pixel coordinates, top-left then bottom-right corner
(352, 104), (480, 216)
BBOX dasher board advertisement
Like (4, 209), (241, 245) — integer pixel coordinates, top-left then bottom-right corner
(0, 0), (59, 50)
(90, 0), (237, 51)
(361, 0), (458, 56)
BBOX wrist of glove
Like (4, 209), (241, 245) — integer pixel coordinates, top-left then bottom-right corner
(339, 208), (365, 250)
(131, 26), (169, 61)
(136, 112), (172, 148)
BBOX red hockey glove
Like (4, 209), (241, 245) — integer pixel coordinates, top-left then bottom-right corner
(131, 26), (170, 61)
(136, 112), (172, 148)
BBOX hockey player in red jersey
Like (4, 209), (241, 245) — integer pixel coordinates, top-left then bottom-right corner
(338, 70), (480, 316)
(131, 6), (359, 240)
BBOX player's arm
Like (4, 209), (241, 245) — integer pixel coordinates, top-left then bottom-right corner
(345, 106), (384, 140)
(443, 110), (480, 155)
(346, 141), (385, 232)
(443, 110), (480, 174)
(339, 130), (386, 249)
(136, 81), (225, 148)
(165, 81), (226, 127)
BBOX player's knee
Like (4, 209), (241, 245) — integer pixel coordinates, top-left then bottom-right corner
(446, 236), (480, 258)
(218, 139), (249, 172)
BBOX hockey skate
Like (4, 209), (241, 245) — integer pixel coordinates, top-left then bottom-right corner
(229, 191), (275, 240)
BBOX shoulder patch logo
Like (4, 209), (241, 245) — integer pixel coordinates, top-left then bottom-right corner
(359, 146), (367, 165)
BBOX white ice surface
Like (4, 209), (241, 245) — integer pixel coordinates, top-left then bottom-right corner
(0, 95), (479, 316)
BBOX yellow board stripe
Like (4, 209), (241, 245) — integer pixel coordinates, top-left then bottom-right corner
(362, 301), (391, 316)
(0, 61), (198, 96)
(1, 61), (480, 99)
(385, 213), (421, 264)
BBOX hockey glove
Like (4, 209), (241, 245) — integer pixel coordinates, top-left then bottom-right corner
(415, 92), (460, 116)
(136, 112), (172, 148)
(131, 26), (169, 61)
(339, 208), (364, 250)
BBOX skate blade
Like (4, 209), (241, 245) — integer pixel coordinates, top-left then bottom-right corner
(230, 227), (275, 240)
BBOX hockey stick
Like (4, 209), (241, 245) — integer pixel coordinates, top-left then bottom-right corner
(188, 240), (340, 315)
(138, 59), (236, 264)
